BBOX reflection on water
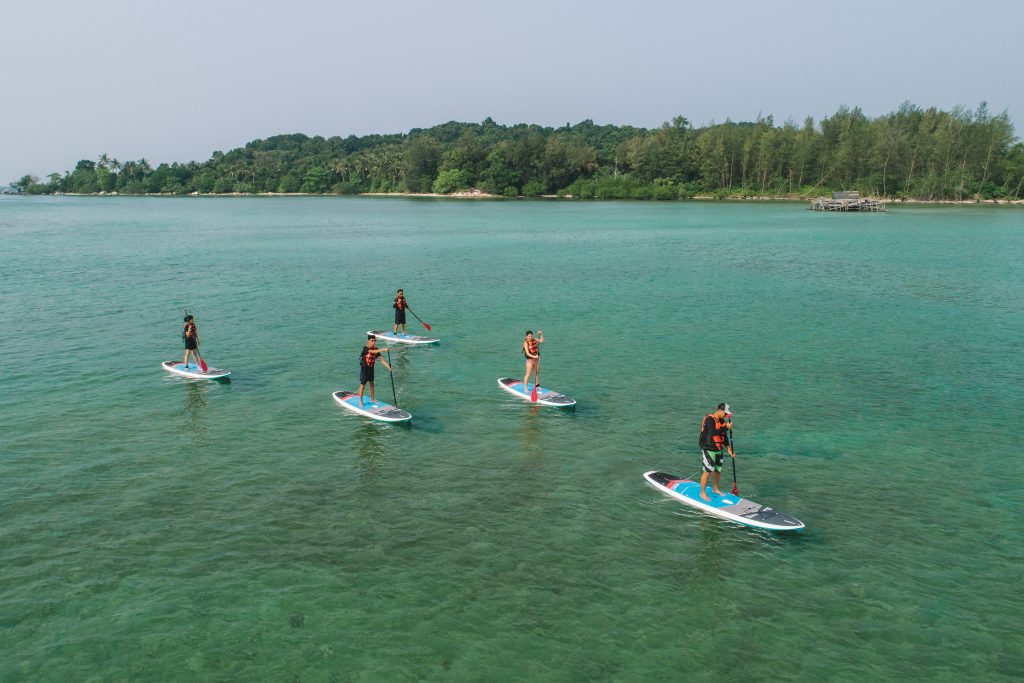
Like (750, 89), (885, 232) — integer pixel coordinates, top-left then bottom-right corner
(693, 518), (724, 579)
(521, 407), (543, 463)
(353, 421), (385, 478)
(182, 381), (211, 448)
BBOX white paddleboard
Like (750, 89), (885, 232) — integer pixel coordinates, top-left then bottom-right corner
(332, 390), (412, 423)
(161, 360), (231, 380)
(643, 470), (804, 532)
(497, 377), (576, 408)
(368, 330), (439, 345)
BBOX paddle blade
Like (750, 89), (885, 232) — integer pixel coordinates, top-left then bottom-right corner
(200, 358), (208, 372)
(731, 482), (739, 495)
(422, 321), (432, 331)
(531, 383), (538, 402)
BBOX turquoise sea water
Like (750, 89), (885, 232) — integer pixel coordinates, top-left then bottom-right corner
(1, 196), (1022, 681)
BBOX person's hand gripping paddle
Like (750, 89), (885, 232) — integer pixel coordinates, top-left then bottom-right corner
(406, 306), (431, 332)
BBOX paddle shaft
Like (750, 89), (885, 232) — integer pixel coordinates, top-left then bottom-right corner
(729, 427), (738, 494)
(405, 306), (431, 331)
(387, 350), (397, 406)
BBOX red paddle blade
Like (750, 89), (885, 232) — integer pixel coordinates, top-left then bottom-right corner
(422, 322), (432, 331)
(200, 358), (208, 372)
(530, 384), (538, 402)
(731, 482), (739, 495)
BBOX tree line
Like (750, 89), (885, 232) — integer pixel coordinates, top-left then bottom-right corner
(10, 102), (1023, 201)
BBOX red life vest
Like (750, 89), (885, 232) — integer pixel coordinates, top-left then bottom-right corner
(394, 296), (405, 311)
(183, 322), (197, 340)
(524, 338), (539, 358)
(363, 347), (377, 367)
(700, 414), (727, 449)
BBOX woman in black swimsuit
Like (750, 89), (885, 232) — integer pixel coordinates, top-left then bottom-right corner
(182, 315), (204, 369)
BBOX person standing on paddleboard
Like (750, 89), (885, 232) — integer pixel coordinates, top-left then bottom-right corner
(358, 334), (393, 407)
(182, 315), (204, 370)
(699, 403), (734, 502)
(393, 289), (408, 335)
(522, 329), (544, 391)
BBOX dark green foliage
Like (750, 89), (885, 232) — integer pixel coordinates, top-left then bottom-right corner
(521, 180), (544, 197)
(299, 166), (330, 194)
(432, 169), (471, 194)
(20, 104), (1023, 200)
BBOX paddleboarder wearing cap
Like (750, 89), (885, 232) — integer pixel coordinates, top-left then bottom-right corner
(699, 403), (734, 502)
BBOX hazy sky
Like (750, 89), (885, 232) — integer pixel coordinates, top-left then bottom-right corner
(2, 0), (1021, 181)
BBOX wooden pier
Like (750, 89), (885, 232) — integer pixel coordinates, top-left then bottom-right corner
(810, 191), (886, 212)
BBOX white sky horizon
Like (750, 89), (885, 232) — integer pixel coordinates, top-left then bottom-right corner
(2, 0), (1021, 182)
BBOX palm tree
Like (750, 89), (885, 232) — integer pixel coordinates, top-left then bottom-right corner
(98, 153), (110, 170)
(120, 160), (136, 182)
(332, 159), (350, 182)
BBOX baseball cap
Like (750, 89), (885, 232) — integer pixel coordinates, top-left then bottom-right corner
(717, 402), (732, 416)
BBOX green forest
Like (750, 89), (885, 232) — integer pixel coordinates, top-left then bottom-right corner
(10, 102), (1024, 201)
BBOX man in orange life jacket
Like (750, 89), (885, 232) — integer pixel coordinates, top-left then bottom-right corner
(358, 334), (393, 407)
(699, 403), (734, 502)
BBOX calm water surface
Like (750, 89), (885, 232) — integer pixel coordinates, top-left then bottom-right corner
(1, 196), (1022, 680)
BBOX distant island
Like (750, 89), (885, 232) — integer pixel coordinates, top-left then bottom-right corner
(9, 103), (1023, 202)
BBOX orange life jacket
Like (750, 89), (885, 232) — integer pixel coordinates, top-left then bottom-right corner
(394, 296), (405, 311)
(700, 414), (727, 450)
(363, 347), (377, 367)
(524, 338), (539, 358)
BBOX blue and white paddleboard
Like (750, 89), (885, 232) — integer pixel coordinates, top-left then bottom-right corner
(161, 360), (231, 380)
(368, 330), (439, 345)
(497, 377), (576, 408)
(332, 390), (411, 423)
(643, 470), (804, 532)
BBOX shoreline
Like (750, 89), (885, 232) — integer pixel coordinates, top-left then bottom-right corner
(20, 191), (1024, 205)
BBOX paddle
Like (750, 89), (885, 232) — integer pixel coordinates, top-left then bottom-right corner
(406, 306), (431, 332)
(386, 349), (397, 407)
(728, 426), (738, 495)
(531, 373), (539, 402)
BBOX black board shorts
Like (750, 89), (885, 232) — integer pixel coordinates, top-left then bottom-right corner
(359, 365), (375, 385)
(184, 337), (198, 350)
(394, 309), (406, 324)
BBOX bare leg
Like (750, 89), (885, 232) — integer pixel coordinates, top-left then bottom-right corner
(523, 360), (534, 391)
(358, 383), (365, 406)
(183, 350), (190, 367)
(700, 471), (711, 501)
(712, 471), (723, 495)
(393, 323), (398, 334)
(368, 381), (375, 403)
